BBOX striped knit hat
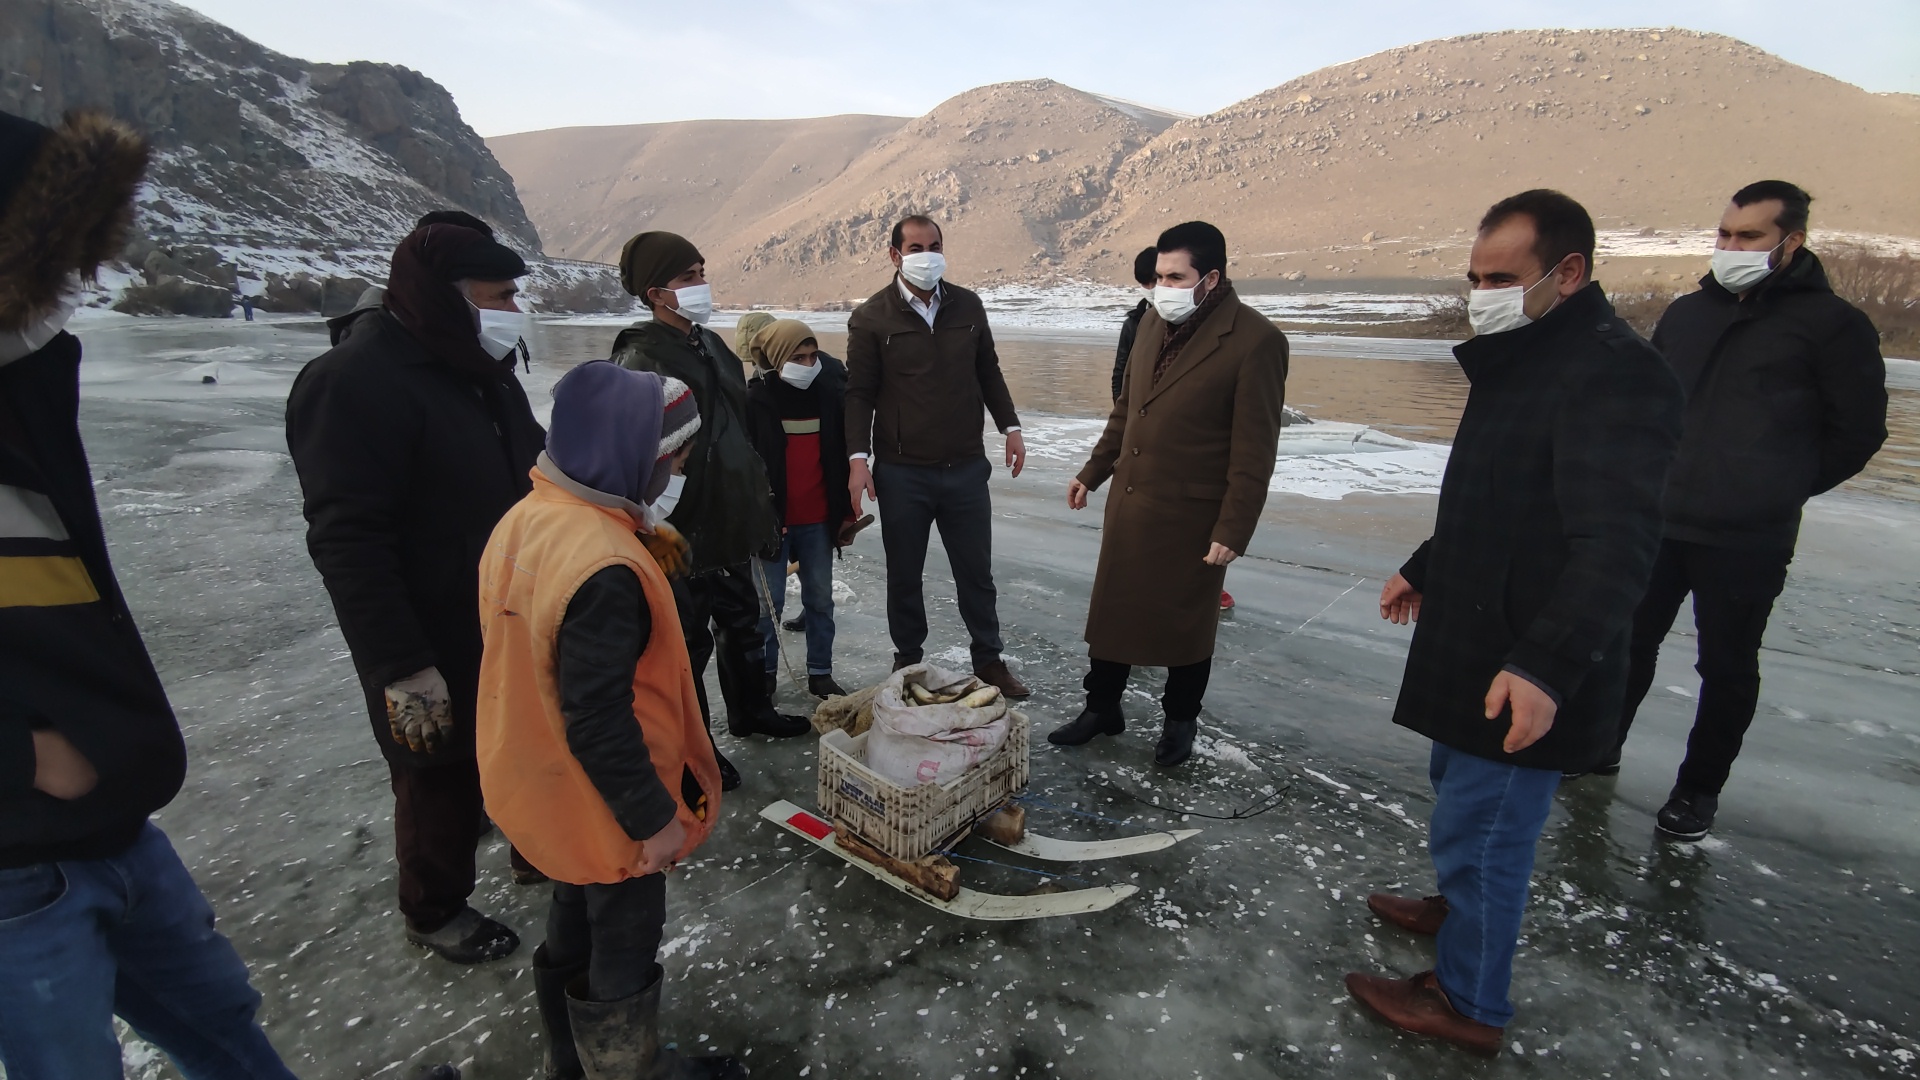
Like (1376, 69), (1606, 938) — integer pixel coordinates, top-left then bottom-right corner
(657, 377), (702, 457)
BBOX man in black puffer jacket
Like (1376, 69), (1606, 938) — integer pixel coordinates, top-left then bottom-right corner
(1601, 181), (1888, 841)
(0, 108), (296, 1078)
(287, 218), (547, 965)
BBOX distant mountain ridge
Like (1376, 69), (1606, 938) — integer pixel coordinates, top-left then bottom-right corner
(494, 29), (1920, 305)
(2, 0), (540, 257)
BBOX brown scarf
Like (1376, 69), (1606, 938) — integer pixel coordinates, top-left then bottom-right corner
(1153, 276), (1232, 383)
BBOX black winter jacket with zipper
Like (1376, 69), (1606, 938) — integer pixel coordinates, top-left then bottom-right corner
(1652, 251), (1886, 550)
(844, 280), (1020, 467)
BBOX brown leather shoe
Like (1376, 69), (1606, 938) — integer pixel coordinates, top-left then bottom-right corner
(1367, 892), (1449, 935)
(974, 659), (1030, 699)
(1345, 970), (1502, 1057)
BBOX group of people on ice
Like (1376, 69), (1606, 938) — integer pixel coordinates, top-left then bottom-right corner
(0, 101), (1889, 1078)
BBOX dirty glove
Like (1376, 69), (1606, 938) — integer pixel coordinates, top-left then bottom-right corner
(384, 667), (453, 754)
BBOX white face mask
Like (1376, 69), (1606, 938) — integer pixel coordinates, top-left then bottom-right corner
(668, 284), (713, 325)
(898, 252), (946, 291)
(779, 360), (821, 389)
(473, 305), (530, 362)
(645, 473), (687, 529)
(0, 293), (78, 366)
(1710, 239), (1787, 293)
(1466, 264), (1564, 336)
(1151, 272), (1214, 325)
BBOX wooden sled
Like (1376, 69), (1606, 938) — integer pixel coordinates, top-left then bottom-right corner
(761, 801), (1139, 921)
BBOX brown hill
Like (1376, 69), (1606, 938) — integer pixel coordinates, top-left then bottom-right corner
(1065, 28), (1920, 286)
(488, 115), (907, 264)
(496, 30), (1919, 303)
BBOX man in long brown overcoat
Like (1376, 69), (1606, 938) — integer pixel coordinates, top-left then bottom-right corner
(1051, 221), (1289, 766)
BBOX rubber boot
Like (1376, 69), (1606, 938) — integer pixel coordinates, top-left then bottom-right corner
(533, 945), (588, 1080)
(566, 965), (748, 1080)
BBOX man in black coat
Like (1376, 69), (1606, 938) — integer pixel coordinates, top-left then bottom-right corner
(0, 109), (296, 1076)
(1109, 245), (1158, 401)
(286, 220), (546, 964)
(611, 231), (811, 772)
(1348, 191), (1684, 1055)
(1601, 181), (1887, 840)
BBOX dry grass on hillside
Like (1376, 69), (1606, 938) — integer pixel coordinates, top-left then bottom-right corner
(1824, 247), (1920, 356)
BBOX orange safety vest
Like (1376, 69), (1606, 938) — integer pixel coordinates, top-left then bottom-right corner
(475, 469), (720, 885)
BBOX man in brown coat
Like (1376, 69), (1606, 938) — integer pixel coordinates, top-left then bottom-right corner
(1052, 221), (1289, 766)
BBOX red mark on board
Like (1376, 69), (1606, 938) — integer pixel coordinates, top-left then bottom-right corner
(787, 812), (833, 841)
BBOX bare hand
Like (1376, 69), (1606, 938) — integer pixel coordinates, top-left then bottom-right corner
(1006, 431), (1027, 478)
(1485, 671), (1559, 754)
(1379, 573), (1422, 625)
(1204, 543), (1238, 566)
(384, 666), (454, 754)
(1067, 478), (1090, 510)
(849, 458), (877, 516)
(640, 817), (688, 875)
(32, 729), (98, 800)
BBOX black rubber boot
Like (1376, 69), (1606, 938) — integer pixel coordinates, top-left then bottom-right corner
(1048, 705), (1125, 746)
(1154, 718), (1198, 767)
(566, 966), (748, 1079)
(534, 945), (588, 1080)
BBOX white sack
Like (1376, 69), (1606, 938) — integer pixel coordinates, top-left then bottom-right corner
(865, 663), (1011, 787)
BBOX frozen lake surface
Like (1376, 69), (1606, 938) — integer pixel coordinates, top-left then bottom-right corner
(47, 314), (1920, 1078)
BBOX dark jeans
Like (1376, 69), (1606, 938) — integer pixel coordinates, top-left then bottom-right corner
(1617, 538), (1792, 794)
(873, 456), (1003, 668)
(1085, 655), (1213, 721)
(1428, 744), (1560, 1028)
(0, 823), (296, 1080)
(759, 522), (837, 675)
(544, 874), (667, 1003)
(389, 757), (484, 932)
(676, 561), (779, 730)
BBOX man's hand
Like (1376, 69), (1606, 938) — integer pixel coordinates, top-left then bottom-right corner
(849, 458), (877, 516)
(1204, 543), (1238, 566)
(384, 666), (454, 754)
(1486, 671), (1558, 754)
(1006, 430), (1027, 478)
(639, 817), (688, 875)
(31, 729), (97, 800)
(1379, 573), (1422, 625)
(1067, 478), (1090, 510)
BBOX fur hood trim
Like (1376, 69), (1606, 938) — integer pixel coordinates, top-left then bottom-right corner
(0, 111), (150, 332)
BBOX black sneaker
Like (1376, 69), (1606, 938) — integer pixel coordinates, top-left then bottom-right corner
(406, 907), (520, 964)
(1563, 756), (1622, 781)
(782, 615), (806, 632)
(1656, 786), (1718, 841)
(716, 750), (742, 792)
(809, 674), (848, 699)
(734, 708), (812, 739)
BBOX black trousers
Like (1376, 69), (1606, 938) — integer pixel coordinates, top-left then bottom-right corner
(873, 456), (1003, 668)
(1085, 656), (1213, 722)
(544, 874), (667, 1002)
(1617, 538), (1792, 795)
(674, 562), (776, 731)
(388, 758), (482, 932)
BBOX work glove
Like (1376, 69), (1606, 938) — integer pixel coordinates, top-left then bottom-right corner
(384, 666), (454, 754)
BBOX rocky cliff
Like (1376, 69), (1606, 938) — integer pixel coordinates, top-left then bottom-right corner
(0, 0), (542, 280)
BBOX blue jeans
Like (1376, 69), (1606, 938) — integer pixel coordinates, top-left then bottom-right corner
(0, 823), (294, 1080)
(1428, 743), (1560, 1028)
(759, 522), (836, 676)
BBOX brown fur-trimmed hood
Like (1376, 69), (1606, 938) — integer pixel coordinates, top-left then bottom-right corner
(0, 111), (150, 332)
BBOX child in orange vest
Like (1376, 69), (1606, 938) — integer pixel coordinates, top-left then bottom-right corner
(476, 361), (745, 1079)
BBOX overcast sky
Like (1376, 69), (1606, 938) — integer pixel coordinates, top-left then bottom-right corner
(172, 0), (1920, 137)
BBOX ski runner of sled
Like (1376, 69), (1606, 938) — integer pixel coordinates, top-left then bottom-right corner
(1352, 190), (1683, 1055)
(0, 107), (304, 1080)
(286, 217), (544, 965)
(1055, 221), (1288, 768)
(612, 231), (812, 793)
(477, 361), (745, 1079)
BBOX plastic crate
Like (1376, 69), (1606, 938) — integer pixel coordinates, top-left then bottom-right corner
(816, 711), (1030, 862)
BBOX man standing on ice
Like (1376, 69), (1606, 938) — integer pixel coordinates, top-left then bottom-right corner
(611, 232), (812, 785)
(844, 215), (1030, 699)
(1052, 221), (1288, 767)
(476, 361), (745, 1079)
(0, 108), (297, 1078)
(1350, 191), (1683, 1054)
(1596, 180), (1887, 841)
(287, 217), (545, 965)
